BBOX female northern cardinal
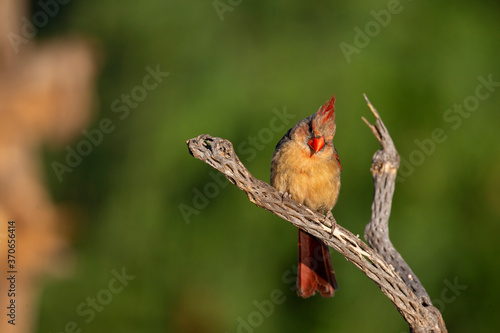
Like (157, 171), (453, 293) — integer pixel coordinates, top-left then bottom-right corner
(271, 95), (341, 298)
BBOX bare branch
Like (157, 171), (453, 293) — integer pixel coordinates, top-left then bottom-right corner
(362, 94), (446, 332)
(186, 96), (446, 332)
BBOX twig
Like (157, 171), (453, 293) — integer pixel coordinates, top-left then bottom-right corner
(186, 96), (446, 332)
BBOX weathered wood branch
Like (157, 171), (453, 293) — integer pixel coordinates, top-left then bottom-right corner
(186, 95), (446, 332)
(361, 95), (446, 332)
(362, 94), (430, 303)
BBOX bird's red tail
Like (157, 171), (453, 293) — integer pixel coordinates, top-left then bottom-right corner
(297, 229), (338, 298)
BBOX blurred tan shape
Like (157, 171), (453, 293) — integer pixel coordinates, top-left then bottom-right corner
(0, 1), (99, 332)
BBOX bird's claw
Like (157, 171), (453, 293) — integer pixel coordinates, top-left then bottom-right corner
(280, 191), (293, 202)
(325, 211), (336, 238)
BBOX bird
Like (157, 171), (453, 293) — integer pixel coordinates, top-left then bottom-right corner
(270, 95), (341, 298)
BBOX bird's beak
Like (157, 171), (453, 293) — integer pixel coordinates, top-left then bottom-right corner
(308, 136), (325, 153)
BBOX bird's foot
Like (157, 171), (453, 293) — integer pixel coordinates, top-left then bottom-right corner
(279, 191), (293, 202)
(325, 211), (336, 238)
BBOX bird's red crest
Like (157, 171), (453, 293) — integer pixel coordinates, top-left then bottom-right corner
(311, 95), (336, 140)
(317, 95), (335, 123)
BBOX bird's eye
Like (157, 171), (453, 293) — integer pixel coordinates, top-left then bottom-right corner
(309, 123), (320, 137)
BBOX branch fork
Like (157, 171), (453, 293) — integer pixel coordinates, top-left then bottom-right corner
(186, 95), (446, 333)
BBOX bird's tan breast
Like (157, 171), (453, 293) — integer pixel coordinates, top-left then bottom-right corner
(271, 141), (341, 212)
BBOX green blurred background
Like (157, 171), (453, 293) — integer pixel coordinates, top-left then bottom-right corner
(35, 0), (499, 332)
